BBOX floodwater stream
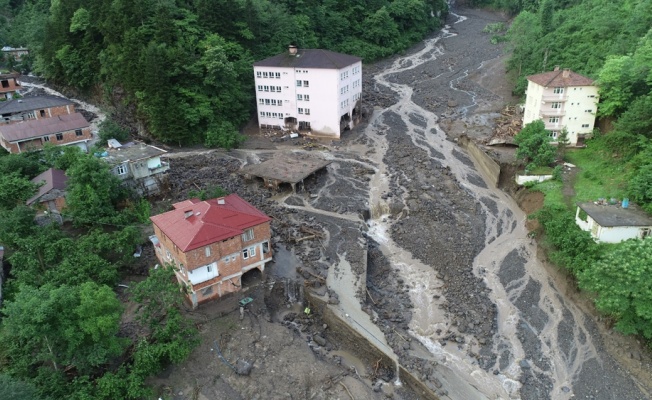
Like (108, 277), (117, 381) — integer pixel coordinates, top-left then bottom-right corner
(353, 7), (648, 400)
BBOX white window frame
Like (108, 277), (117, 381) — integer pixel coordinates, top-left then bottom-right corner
(256, 71), (261, 78)
(116, 164), (127, 175)
(305, 108), (310, 115)
(303, 80), (309, 87)
(298, 108), (304, 114)
(553, 87), (564, 94)
(548, 117), (559, 124)
(296, 80), (302, 87)
(304, 95), (309, 101)
(205, 247), (211, 257)
(552, 102), (561, 109)
(297, 94), (303, 101)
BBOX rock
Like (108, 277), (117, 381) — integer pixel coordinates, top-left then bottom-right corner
(519, 360), (531, 369)
(236, 359), (253, 376)
(314, 335), (327, 346)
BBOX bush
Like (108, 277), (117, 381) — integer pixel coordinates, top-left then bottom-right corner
(97, 118), (130, 146)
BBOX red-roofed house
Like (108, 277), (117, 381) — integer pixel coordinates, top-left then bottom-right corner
(523, 66), (599, 146)
(150, 194), (272, 308)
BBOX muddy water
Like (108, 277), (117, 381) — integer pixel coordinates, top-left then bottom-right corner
(357, 8), (648, 400)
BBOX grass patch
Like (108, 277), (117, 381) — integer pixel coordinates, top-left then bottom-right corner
(566, 144), (629, 203)
(534, 180), (565, 208)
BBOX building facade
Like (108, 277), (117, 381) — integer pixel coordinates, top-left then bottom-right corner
(25, 168), (68, 213)
(575, 202), (652, 243)
(0, 112), (91, 154)
(0, 95), (75, 124)
(523, 67), (599, 146)
(100, 140), (170, 195)
(253, 46), (362, 137)
(150, 194), (273, 308)
(0, 73), (21, 100)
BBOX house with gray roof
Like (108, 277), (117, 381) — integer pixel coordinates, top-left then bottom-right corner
(26, 168), (68, 213)
(575, 201), (652, 243)
(0, 112), (91, 154)
(98, 140), (169, 195)
(0, 95), (75, 124)
(253, 46), (362, 137)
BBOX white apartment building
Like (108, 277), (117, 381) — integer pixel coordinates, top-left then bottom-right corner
(523, 67), (599, 146)
(253, 46), (362, 137)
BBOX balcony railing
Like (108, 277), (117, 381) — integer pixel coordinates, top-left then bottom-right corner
(541, 95), (567, 102)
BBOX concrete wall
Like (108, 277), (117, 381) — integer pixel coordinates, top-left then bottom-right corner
(457, 135), (500, 187)
(515, 174), (553, 185)
(306, 291), (440, 400)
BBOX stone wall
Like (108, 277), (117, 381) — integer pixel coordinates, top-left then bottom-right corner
(458, 135), (500, 187)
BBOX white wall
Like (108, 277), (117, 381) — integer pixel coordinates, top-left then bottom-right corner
(523, 79), (598, 146)
(254, 60), (362, 137)
(188, 262), (218, 285)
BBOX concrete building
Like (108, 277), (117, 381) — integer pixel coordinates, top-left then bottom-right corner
(253, 46), (362, 137)
(523, 67), (599, 146)
(2, 46), (29, 62)
(150, 194), (273, 308)
(0, 73), (21, 100)
(100, 140), (169, 195)
(575, 201), (652, 243)
(0, 95), (75, 124)
(0, 112), (91, 154)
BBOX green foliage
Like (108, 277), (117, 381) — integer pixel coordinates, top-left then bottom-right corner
(535, 204), (600, 273)
(483, 22), (506, 33)
(514, 120), (556, 169)
(1, 282), (126, 377)
(0, 172), (37, 210)
(552, 165), (563, 182)
(579, 238), (652, 338)
(188, 185), (228, 201)
(628, 163), (652, 212)
(0, 374), (41, 400)
(97, 118), (130, 146)
(556, 127), (570, 161)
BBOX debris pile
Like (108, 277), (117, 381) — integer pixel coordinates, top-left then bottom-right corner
(485, 105), (522, 146)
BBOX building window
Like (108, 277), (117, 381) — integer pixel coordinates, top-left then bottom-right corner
(265, 99), (271, 105)
(260, 111), (265, 117)
(303, 80), (309, 87)
(581, 124), (590, 128)
(262, 72), (269, 78)
(305, 108), (310, 115)
(207, 264), (212, 272)
(116, 164), (127, 175)
(553, 87), (564, 94)
(224, 256), (230, 263)
(56, 133), (63, 141)
(263, 241), (270, 254)
(43, 136), (50, 142)
(297, 94), (303, 101)
(551, 102), (561, 109)
(299, 121), (311, 130)
(75, 129), (83, 136)
(548, 117), (559, 124)
(256, 71), (262, 78)
(585, 109), (593, 113)
(40, 110), (46, 117)
(259, 99), (264, 105)
(202, 286), (213, 296)
(263, 86), (269, 92)
(275, 72), (281, 78)
(250, 246), (256, 257)
(549, 131), (558, 139)
(257, 85), (263, 91)
(296, 80), (302, 87)
(298, 108), (304, 114)
(166, 250), (172, 260)
(205, 247), (211, 257)
(243, 248), (249, 259)
(304, 95), (309, 101)
(179, 263), (185, 273)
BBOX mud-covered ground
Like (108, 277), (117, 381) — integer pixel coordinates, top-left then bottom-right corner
(142, 5), (652, 400)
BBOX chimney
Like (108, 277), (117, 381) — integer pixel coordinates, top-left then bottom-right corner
(217, 197), (226, 205)
(553, 65), (560, 71)
(184, 209), (193, 219)
(562, 68), (570, 78)
(288, 45), (298, 56)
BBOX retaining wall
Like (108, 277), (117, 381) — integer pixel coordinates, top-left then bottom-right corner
(458, 135), (501, 187)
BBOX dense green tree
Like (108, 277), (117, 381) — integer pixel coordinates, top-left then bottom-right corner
(514, 120), (556, 170)
(579, 238), (652, 338)
(1, 282), (126, 377)
(0, 374), (41, 400)
(0, 172), (36, 210)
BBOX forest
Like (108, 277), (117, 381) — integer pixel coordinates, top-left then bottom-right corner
(0, 0), (447, 147)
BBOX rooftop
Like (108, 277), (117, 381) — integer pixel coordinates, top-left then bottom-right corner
(0, 112), (88, 142)
(150, 194), (271, 252)
(254, 49), (361, 69)
(577, 202), (652, 227)
(100, 141), (167, 165)
(240, 152), (332, 184)
(0, 95), (73, 115)
(26, 168), (68, 205)
(527, 68), (595, 88)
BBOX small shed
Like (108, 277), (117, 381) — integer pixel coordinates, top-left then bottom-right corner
(26, 168), (68, 213)
(575, 201), (652, 243)
(240, 152), (331, 192)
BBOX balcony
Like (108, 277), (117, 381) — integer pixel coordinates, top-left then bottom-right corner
(539, 108), (565, 117)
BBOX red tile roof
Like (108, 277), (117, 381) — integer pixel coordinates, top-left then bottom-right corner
(0, 112), (89, 142)
(527, 68), (595, 88)
(150, 194), (271, 252)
